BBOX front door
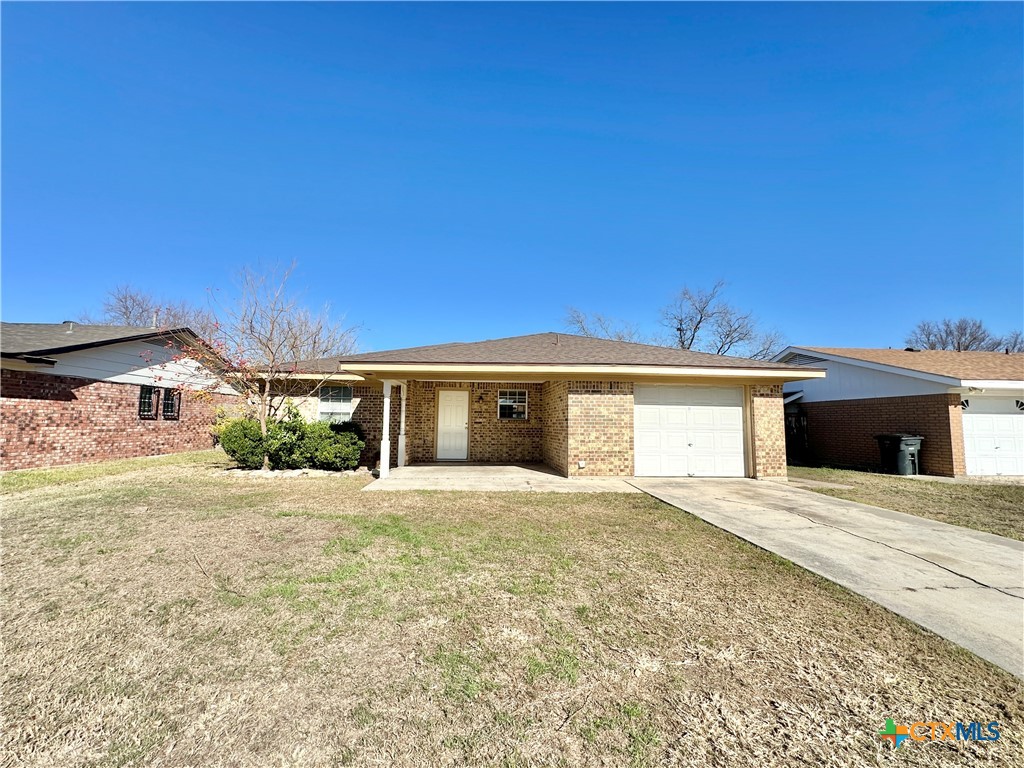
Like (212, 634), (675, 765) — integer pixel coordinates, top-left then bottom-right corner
(436, 390), (469, 460)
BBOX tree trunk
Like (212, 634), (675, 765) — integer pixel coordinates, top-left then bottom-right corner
(259, 379), (271, 471)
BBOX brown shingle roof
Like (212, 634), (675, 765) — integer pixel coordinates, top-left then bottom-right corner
(298, 333), (805, 371)
(801, 347), (1024, 382)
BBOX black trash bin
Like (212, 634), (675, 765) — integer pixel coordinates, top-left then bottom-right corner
(875, 434), (924, 475)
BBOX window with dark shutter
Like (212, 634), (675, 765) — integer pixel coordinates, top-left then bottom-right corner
(162, 388), (182, 420)
(139, 386), (159, 420)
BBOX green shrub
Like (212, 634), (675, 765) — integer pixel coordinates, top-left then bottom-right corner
(329, 420), (366, 442)
(266, 406), (307, 469)
(301, 422), (365, 471)
(220, 419), (267, 469)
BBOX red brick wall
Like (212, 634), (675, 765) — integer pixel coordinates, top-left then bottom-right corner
(0, 369), (235, 471)
(799, 393), (964, 477)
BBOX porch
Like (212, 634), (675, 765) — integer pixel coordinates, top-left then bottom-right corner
(362, 462), (641, 493)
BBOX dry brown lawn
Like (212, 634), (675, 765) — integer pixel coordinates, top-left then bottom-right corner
(788, 466), (1024, 541)
(2, 450), (1022, 767)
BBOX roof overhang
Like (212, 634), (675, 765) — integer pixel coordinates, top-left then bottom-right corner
(0, 356), (58, 370)
(776, 346), (962, 386)
(331, 363), (826, 384)
(958, 380), (1024, 391)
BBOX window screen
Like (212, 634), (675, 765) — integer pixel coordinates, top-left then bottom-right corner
(319, 386), (354, 422)
(498, 390), (528, 420)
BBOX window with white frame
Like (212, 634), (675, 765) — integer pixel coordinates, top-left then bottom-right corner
(318, 386), (354, 422)
(498, 389), (528, 420)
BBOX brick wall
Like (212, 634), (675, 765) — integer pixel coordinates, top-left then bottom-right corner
(401, 382), (544, 464)
(749, 384), (787, 479)
(566, 381), (634, 476)
(799, 393), (964, 477)
(0, 369), (235, 471)
(541, 380), (569, 475)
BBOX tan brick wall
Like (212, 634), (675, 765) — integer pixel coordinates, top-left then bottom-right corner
(566, 381), (634, 476)
(287, 377), (790, 479)
(0, 369), (236, 471)
(799, 393), (964, 477)
(541, 380), (569, 475)
(749, 384), (787, 479)
(403, 382), (544, 464)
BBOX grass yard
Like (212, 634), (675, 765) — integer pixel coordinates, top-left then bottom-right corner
(788, 466), (1024, 541)
(2, 451), (1022, 767)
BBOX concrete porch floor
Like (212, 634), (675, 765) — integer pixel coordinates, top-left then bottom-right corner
(362, 463), (641, 492)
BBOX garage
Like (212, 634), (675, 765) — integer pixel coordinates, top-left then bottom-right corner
(962, 396), (1024, 476)
(634, 385), (745, 477)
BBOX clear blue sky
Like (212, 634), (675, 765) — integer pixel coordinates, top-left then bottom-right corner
(3, 2), (1021, 351)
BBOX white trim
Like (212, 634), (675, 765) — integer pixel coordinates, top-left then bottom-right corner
(783, 391), (804, 404)
(339, 363), (823, 380)
(397, 383), (407, 467)
(497, 388), (529, 420)
(380, 380), (393, 478)
(960, 380), (1024, 390)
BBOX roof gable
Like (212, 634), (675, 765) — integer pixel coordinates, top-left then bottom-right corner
(1, 322), (199, 359)
(787, 346), (1024, 382)
(300, 332), (807, 371)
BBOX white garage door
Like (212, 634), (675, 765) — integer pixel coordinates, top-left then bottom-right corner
(962, 396), (1024, 476)
(634, 385), (745, 477)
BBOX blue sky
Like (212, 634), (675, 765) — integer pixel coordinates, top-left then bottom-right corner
(2, 2), (1021, 352)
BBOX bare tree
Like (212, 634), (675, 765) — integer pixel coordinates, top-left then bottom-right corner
(565, 281), (784, 360)
(905, 318), (1021, 352)
(660, 280), (784, 360)
(564, 308), (647, 343)
(81, 285), (218, 339)
(1003, 330), (1024, 354)
(181, 263), (358, 469)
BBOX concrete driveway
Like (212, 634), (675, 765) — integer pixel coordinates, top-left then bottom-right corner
(629, 478), (1024, 679)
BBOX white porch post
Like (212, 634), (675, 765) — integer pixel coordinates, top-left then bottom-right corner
(379, 380), (392, 478)
(397, 383), (408, 467)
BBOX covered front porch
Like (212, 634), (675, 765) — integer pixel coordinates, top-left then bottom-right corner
(363, 462), (641, 492)
(375, 379), (559, 478)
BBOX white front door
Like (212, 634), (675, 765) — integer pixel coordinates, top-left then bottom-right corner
(634, 385), (745, 477)
(436, 390), (469, 460)
(962, 396), (1024, 476)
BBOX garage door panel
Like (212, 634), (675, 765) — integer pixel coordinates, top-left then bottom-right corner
(635, 406), (661, 427)
(634, 385), (746, 478)
(718, 432), (745, 452)
(663, 409), (687, 428)
(635, 430), (662, 451)
(962, 399), (1024, 476)
(690, 431), (716, 451)
(664, 432), (689, 450)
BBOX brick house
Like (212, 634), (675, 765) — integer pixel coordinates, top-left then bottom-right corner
(284, 332), (823, 480)
(774, 346), (1024, 477)
(1, 322), (237, 471)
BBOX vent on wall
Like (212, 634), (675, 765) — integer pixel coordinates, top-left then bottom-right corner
(785, 353), (826, 366)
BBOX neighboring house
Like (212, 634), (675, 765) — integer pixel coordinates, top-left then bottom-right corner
(1, 322), (236, 471)
(285, 332), (824, 479)
(774, 346), (1024, 477)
